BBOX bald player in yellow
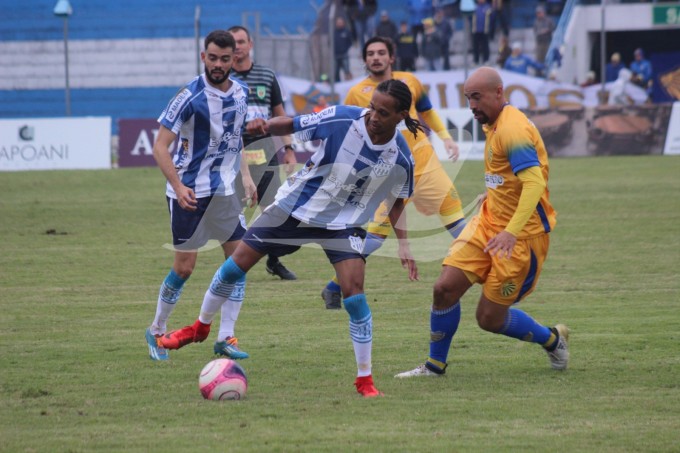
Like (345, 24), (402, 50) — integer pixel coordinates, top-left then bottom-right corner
(321, 36), (466, 309)
(396, 67), (570, 378)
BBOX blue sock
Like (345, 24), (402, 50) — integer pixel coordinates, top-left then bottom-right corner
(444, 218), (466, 238)
(217, 257), (246, 285)
(342, 293), (370, 322)
(159, 269), (187, 304)
(325, 280), (341, 293)
(498, 308), (551, 344)
(427, 302), (461, 372)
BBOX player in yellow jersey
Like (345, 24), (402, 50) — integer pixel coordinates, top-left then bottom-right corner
(321, 36), (466, 309)
(396, 67), (570, 377)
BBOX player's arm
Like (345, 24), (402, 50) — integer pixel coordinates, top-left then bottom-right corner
(152, 125), (197, 211)
(484, 165), (546, 258)
(387, 197), (418, 281)
(263, 116), (294, 136)
(272, 103), (297, 174)
(239, 140), (258, 208)
(420, 108), (459, 161)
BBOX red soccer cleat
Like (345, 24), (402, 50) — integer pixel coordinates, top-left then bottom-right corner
(160, 320), (211, 350)
(354, 375), (384, 398)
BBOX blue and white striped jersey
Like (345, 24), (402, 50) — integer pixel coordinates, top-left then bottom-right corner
(158, 74), (249, 198)
(273, 105), (415, 230)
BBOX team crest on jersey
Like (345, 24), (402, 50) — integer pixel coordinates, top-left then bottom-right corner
(256, 85), (266, 100)
(235, 97), (247, 115)
(361, 86), (373, 94)
(348, 233), (365, 253)
(501, 281), (517, 297)
(372, 158), (393, 177)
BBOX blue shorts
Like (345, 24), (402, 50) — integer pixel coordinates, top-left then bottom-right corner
(168, 194), (246, 251)
(243, 205), (367, 264)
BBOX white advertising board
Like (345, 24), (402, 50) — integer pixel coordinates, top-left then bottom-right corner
(0, 117), (112, 171)
(663, 102), (680, 155)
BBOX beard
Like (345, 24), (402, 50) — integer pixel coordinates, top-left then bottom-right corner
(205, 65), (229, 85)
(368, 64), (388, 77)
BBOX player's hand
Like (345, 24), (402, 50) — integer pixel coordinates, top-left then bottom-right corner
(398, 241), (419, 281)
(242, 177), (258, 208)
(246, 118), (268, 136)
(176, 185), (198, 211)
(484, 230), (517, 259)
(443, 138), (460, 162)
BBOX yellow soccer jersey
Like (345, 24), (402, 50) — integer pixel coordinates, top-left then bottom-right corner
(480, 104), (557, 238)
(344, 72), (441, 175)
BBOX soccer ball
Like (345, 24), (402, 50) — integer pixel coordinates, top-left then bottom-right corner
(198, 358), (248, 401)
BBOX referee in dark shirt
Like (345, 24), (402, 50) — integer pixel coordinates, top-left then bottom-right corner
(228, 25), (298, 280)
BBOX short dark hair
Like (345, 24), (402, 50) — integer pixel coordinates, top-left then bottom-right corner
(362, 36), (395, 61)
(204, 30), (235, 51)
(227, 25), (251, 41)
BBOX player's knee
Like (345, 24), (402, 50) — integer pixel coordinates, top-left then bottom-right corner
(173, 266), (194, 280)
(476, 310), (504, 333)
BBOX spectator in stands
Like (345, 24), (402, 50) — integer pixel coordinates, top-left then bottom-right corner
(533, 5), (555, 64)
(434, 8), (453, 70)
(545, 0), (564, 21)
(408, 0), (435, 47)
(396, 21), (419, 71)
(472, 0), (493, 66)
(580, 70), (597, 88)
(496, 35), (511, 68)
(605, 52), (624, 83)
(334, 16), (354, 82)
(608, 67), (633, 106)
(504, 41), (544, 76)
(375, 10), (398, 43)
(630, 48), (653, 100)
(491, 0), (511, 39)
(421, 17), (443, 71)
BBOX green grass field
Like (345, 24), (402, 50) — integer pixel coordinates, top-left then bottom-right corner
(1, 155), (679, 452)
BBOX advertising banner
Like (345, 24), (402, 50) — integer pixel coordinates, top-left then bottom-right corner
(0, 117), (111, 171)
(117, 118), (171, 167)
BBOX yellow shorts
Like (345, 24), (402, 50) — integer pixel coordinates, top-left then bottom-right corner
(442, 216), (550, 305)
(367, 155), (464, 237)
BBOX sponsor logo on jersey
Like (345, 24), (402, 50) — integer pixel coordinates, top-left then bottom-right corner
(165, 88), (192, 121)
(372, 157), (393, 177)
(501, 281), (517, 297)
(299, 106), (337, 127)
(484, 173), (504, 189)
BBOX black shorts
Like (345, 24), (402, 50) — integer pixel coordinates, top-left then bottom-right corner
(243, 205), (367, 264)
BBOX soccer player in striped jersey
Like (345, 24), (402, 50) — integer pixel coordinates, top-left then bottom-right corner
(145, 30), (257, 361)
(396, 67), (569, 378)
(228, 25), (298, 281)
(321, 35), (466, 309)
(162, 80), (419, 397)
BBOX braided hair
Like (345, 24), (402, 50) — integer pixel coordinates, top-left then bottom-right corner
(375, 79), (425, 138)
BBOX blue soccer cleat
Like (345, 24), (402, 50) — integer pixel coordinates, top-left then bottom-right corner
(214, 337), (249, 360)
(146, 328), (169, 361)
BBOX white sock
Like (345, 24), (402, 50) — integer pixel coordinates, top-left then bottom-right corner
(218, 278), (246, 342)
(350, 315), (373, 377)
(199, 268), (235, 324)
